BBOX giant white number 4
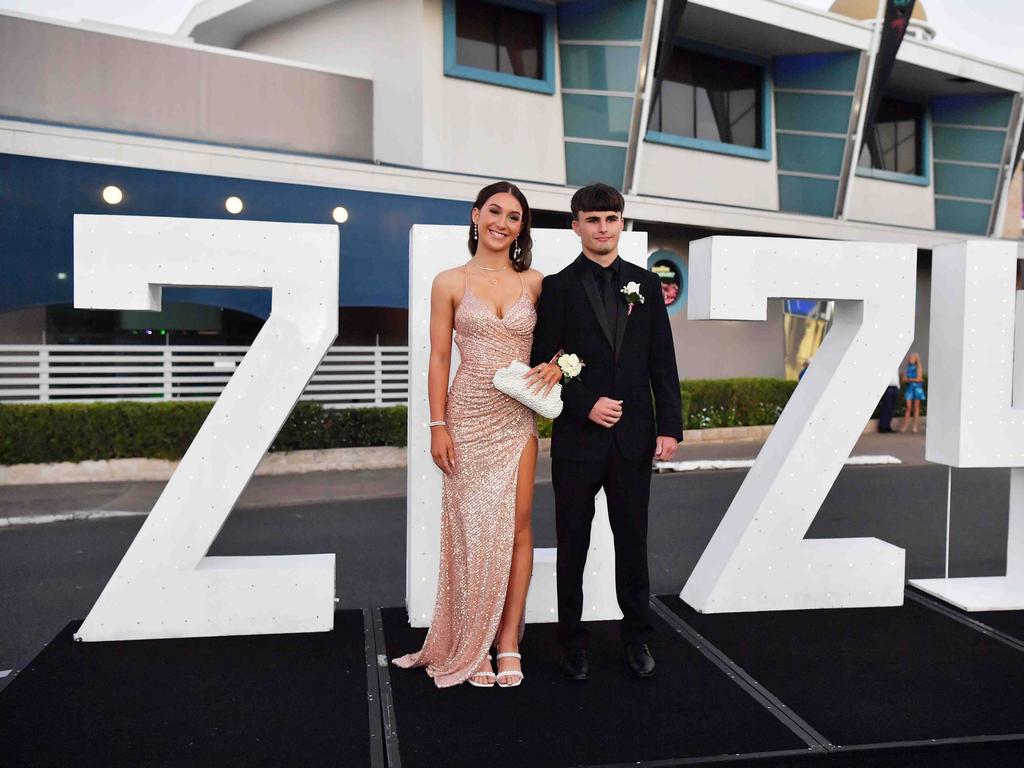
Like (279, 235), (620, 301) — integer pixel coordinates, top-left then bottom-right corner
(911, 240), (1024, 610)
(73, 215), (339, 641)
(682, 236), (915, 613)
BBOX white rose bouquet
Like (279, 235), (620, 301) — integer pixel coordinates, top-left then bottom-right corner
(620, 281), (645, 316)
(557, 352), (584, 382)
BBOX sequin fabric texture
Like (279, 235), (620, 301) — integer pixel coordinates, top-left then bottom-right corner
(393, 271), (538, 688)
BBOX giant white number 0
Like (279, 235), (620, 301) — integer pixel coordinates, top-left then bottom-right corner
(73, 215), (339, 641)
(682, 237), (915, 612)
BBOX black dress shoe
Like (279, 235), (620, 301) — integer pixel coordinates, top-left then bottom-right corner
(625, 643), (655, 677)
(559, 647), (589, 680)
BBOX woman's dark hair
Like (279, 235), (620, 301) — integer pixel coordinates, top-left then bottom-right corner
(570, 182), (625, 219)
(467, 180), (533, 272)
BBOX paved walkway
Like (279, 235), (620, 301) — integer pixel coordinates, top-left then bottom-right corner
(0, 430), (927, 524)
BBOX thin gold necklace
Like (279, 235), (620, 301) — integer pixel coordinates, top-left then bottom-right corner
(473, 258), (507, 284)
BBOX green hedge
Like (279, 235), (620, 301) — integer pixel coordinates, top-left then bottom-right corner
(0, 376), (923, 464)
(681, 378), (797, 430)
(537, 378), (797, 435)
(0, 401), (406, 465)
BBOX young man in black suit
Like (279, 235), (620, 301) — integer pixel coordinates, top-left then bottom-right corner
(530, 183), (683, 679)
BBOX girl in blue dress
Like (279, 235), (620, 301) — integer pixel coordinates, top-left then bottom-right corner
(900, 352), (925, 433)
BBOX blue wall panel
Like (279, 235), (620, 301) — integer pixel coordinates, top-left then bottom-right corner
(934, 163), (999, 201)
(932, 94), (1014, 128)
(935, 199), (992, 235)
(560, 45), (640, 92)
(774, 52), (860, 91)
(0, 154), (468, 316)
(930, 94), (1013, 234)
(558, 0), (645, 190)
(562, 94), (634, 142)
(556, 0), (645, 41)
(776, 135), (846, 176)
(564, 143), (627, 188)
(932, 127), (1006, 164)
(775, 93), (853, 134)
(772, 52), (858, 217)
(778, 176), (840, 219)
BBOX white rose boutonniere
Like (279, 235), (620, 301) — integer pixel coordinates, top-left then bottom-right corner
(557, 352), (584, 382)
(620, 281), (645, 315)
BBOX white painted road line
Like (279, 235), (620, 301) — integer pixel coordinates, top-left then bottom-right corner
(654, 455), (902, 472)
(0, 510), (147, 529)
(0, 669), (12, 678)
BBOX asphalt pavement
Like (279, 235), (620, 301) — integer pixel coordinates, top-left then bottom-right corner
(0, 429), (929, 522)
(4, 429), (1004, 695)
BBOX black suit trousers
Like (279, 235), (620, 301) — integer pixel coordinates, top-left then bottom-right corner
(552, 443), (654, 650)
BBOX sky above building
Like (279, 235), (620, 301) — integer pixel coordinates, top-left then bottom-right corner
(0, 0), (1021, 70)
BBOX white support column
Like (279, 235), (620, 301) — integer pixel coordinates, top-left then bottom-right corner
(38, 347), (49, 402)
(162, 346), (173, 400)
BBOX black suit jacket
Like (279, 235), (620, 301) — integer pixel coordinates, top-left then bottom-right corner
(530, 254), (684, 462)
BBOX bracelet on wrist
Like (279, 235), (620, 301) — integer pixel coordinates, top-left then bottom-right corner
(428, 420), (447, 427)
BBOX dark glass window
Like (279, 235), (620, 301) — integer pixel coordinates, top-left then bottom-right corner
(649, 46), (763, 149)
(859, 97), (923, 176)
(455, 0), (544, 81)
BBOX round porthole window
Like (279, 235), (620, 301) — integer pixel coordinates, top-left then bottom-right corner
(647, 250), (687, 316)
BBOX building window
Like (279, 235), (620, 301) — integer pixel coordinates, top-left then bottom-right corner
(443, 0), (555, 94)
(648, 44), (768, 159)
(858, 98), (924, 177)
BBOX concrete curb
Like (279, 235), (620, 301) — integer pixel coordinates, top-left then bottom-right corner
(0, 419), (925, 486)
(680, 416), (925, 443)
(0, 446), (407, 486)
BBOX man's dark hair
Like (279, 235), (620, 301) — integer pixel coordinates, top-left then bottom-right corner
(570, 183), (625, 219)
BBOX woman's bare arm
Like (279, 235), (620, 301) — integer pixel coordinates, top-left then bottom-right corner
(427, 271), (458, 473)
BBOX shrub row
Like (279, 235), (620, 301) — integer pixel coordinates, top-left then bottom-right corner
(0, 401), (406, 465)
(681, 378), (796, 430)
(1, 376), (922, 464)
(536, 378), (796, 435)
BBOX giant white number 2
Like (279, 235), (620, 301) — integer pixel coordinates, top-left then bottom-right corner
(682, 236), (915, 612)
(73, 215), (339, 641)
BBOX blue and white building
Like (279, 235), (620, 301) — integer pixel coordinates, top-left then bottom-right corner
(1, 0), (1021, 380)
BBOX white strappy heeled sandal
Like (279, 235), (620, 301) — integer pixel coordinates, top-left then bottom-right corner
(468, 653), (496, 688)
(495, 652), (524, 688)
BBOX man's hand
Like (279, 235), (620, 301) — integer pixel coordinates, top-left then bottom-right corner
(524, 362), (562, 395)
(654, 435), (679, 461)
(588, 397), (623, 428)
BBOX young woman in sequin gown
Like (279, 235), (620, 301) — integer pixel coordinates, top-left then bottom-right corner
(392, 181), (562, 688)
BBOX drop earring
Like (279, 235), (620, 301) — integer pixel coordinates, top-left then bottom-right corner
(473, 222), (478, 240)
(513, 237), (521, 261)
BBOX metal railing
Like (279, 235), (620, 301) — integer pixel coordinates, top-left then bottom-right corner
(0, 345), (409, 409)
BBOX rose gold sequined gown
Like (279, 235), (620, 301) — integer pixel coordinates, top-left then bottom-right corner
(393, 270), (538, 688)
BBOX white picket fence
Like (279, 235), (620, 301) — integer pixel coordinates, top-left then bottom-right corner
(0, 345), (410, 408)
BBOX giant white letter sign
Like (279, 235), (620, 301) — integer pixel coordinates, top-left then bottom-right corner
(73, 215), (338, 641)
(682, 236), (914, 612)
(405, 226), (649, 626)
(911, 240), (1024, 610)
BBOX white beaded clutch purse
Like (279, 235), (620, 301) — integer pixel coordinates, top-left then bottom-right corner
(492, 360), (563, 419)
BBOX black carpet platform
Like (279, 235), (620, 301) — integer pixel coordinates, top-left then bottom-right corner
(378, 606), (816, 768)
(8, 598), (1024, 768)
(657, 592), (1024, 765)
(0, 610), (381, 768)
(905, 586), (1024, 651)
